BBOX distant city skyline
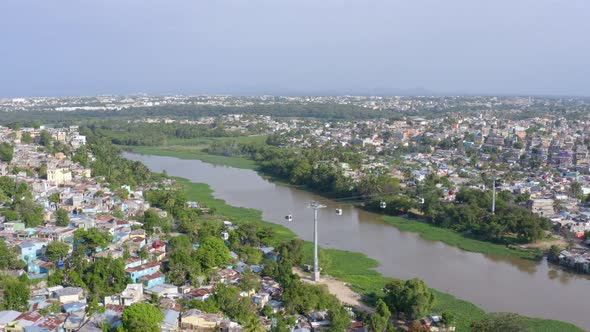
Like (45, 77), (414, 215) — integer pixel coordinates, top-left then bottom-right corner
(1, 0), (589, 97)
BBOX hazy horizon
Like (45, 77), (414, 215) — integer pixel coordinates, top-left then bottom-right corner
(2, 0), (589, 97)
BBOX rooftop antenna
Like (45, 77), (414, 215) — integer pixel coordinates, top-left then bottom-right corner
(307, 201), (326, 282)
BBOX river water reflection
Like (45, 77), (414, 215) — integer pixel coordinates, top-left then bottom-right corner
(125, 152), (590, 329)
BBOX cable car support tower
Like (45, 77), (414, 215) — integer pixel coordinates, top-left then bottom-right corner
(308, 201), (326, 282)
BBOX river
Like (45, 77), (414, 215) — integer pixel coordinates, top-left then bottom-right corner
(125, 152), (590, 329)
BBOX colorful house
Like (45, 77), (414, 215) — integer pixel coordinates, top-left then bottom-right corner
(140, 271), (166, 289)
(18, 241), (48, 264)
(125, 261), (161, 283)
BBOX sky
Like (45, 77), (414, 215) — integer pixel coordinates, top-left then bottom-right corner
(1, 0), (589, 97)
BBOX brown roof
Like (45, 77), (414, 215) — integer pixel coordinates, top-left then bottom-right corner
(140, 271), (164, 281)
(190, 288), (212, 297)
(16, 310), (43, 323)
(125, 261), (161, 273)
(37, 314), (67, 330)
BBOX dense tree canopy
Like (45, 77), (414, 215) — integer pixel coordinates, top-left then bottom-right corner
(416, 186), (551, 244)
(138, 209), (171, 235)
(367, 299), (391, 332)
(121, 303), (164, 332)
(38, 130), (53, 147)
(0, 276), (30, 311)
(0, 143), (14, 162)
(74, 228), (113, 252)
(0, 238), (25, 270)
(55, 208), (70, 226)
(15, 198), (44, 228)
(195, 236), (231, 270)
(166, 235), (202, 286)
(214, 285), (260, 326)
(21, 132), (33, 144)
(384, 278), (435, 320)
(44, 241), (70, 262)
(49, 256), (129, 300)
(82, 130), (155, 187)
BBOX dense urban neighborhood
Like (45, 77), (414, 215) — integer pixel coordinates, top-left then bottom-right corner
(1, 95), (590, 331)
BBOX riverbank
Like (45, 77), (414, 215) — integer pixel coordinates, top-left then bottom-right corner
(175, 176), (582, 332)
(126, 145), (544, 261)
(383, 216), (543, 260)
(126, 145), (259, 170)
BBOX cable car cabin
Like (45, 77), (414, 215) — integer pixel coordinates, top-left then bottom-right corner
(335, 208), (343, 215)
(285, 214), (293, 221)
(380, 201), (387, 209)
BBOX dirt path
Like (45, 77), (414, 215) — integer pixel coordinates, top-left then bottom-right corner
(293, 268), (375, 313)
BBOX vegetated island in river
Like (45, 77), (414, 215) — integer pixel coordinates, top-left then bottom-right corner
(124, 147), (582, 331)
(125, 144), (545, 261)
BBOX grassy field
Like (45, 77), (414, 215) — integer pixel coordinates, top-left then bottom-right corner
(176, 177), (583, 332)
(383, 216), (543, 260)
(126, 145), (259, 170)
(122, 135), (266, 170)
(164, 134), (268, 146)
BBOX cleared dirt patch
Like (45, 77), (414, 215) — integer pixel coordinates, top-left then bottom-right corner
(293, 267), (375, 313)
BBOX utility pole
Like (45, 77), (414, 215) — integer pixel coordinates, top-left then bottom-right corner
(492, 174), (496, 215)
(308, 201), (326, 282)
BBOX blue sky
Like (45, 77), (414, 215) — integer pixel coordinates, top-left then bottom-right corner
(1, 0), (589, 96)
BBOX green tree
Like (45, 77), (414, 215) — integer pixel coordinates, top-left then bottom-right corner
(139, 209), (167, 235)
(384, 278), (435, 320)
(40, 301), (62, 315)
(21, 132), (33, 144)
(215, 285), (259, 325)
(121, 303), (163, 332)
(0, 238), (25, 269)
(195, 236), (230, 270)
(238, 246), (263, 265)
(74, 228), (113, 252)
(327, 305), (350, 332)
(290, 159), (312, 185)
(367, 299), (391, 332)
(569, 181), (583, 198)
(0, 277), (30, 311)
(39, 130), (53, 148)
(185, 298), (219, 314)
(115, 187), (129, 200)
(36, 164), (48, 179)
(166, 235), (202, 286)
(262, 305), (273, 317)
(239, 270), (261, 293)
(49, 192), (61, 204)
(15, 198), (44, 227)
(84, 257), (130, 299)
(86, 298), (106, 316)
(45, 241), (70, 262)
(547, 245), (562, 263)
(442, 310), (456, 327)
(0, 143), (14, 162)
(55, 208), (70, 226)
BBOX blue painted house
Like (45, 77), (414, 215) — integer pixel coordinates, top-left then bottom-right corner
(18, 241), (48, 264)
(140, 271), (166, 289)
(125, 261), (161, 283)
